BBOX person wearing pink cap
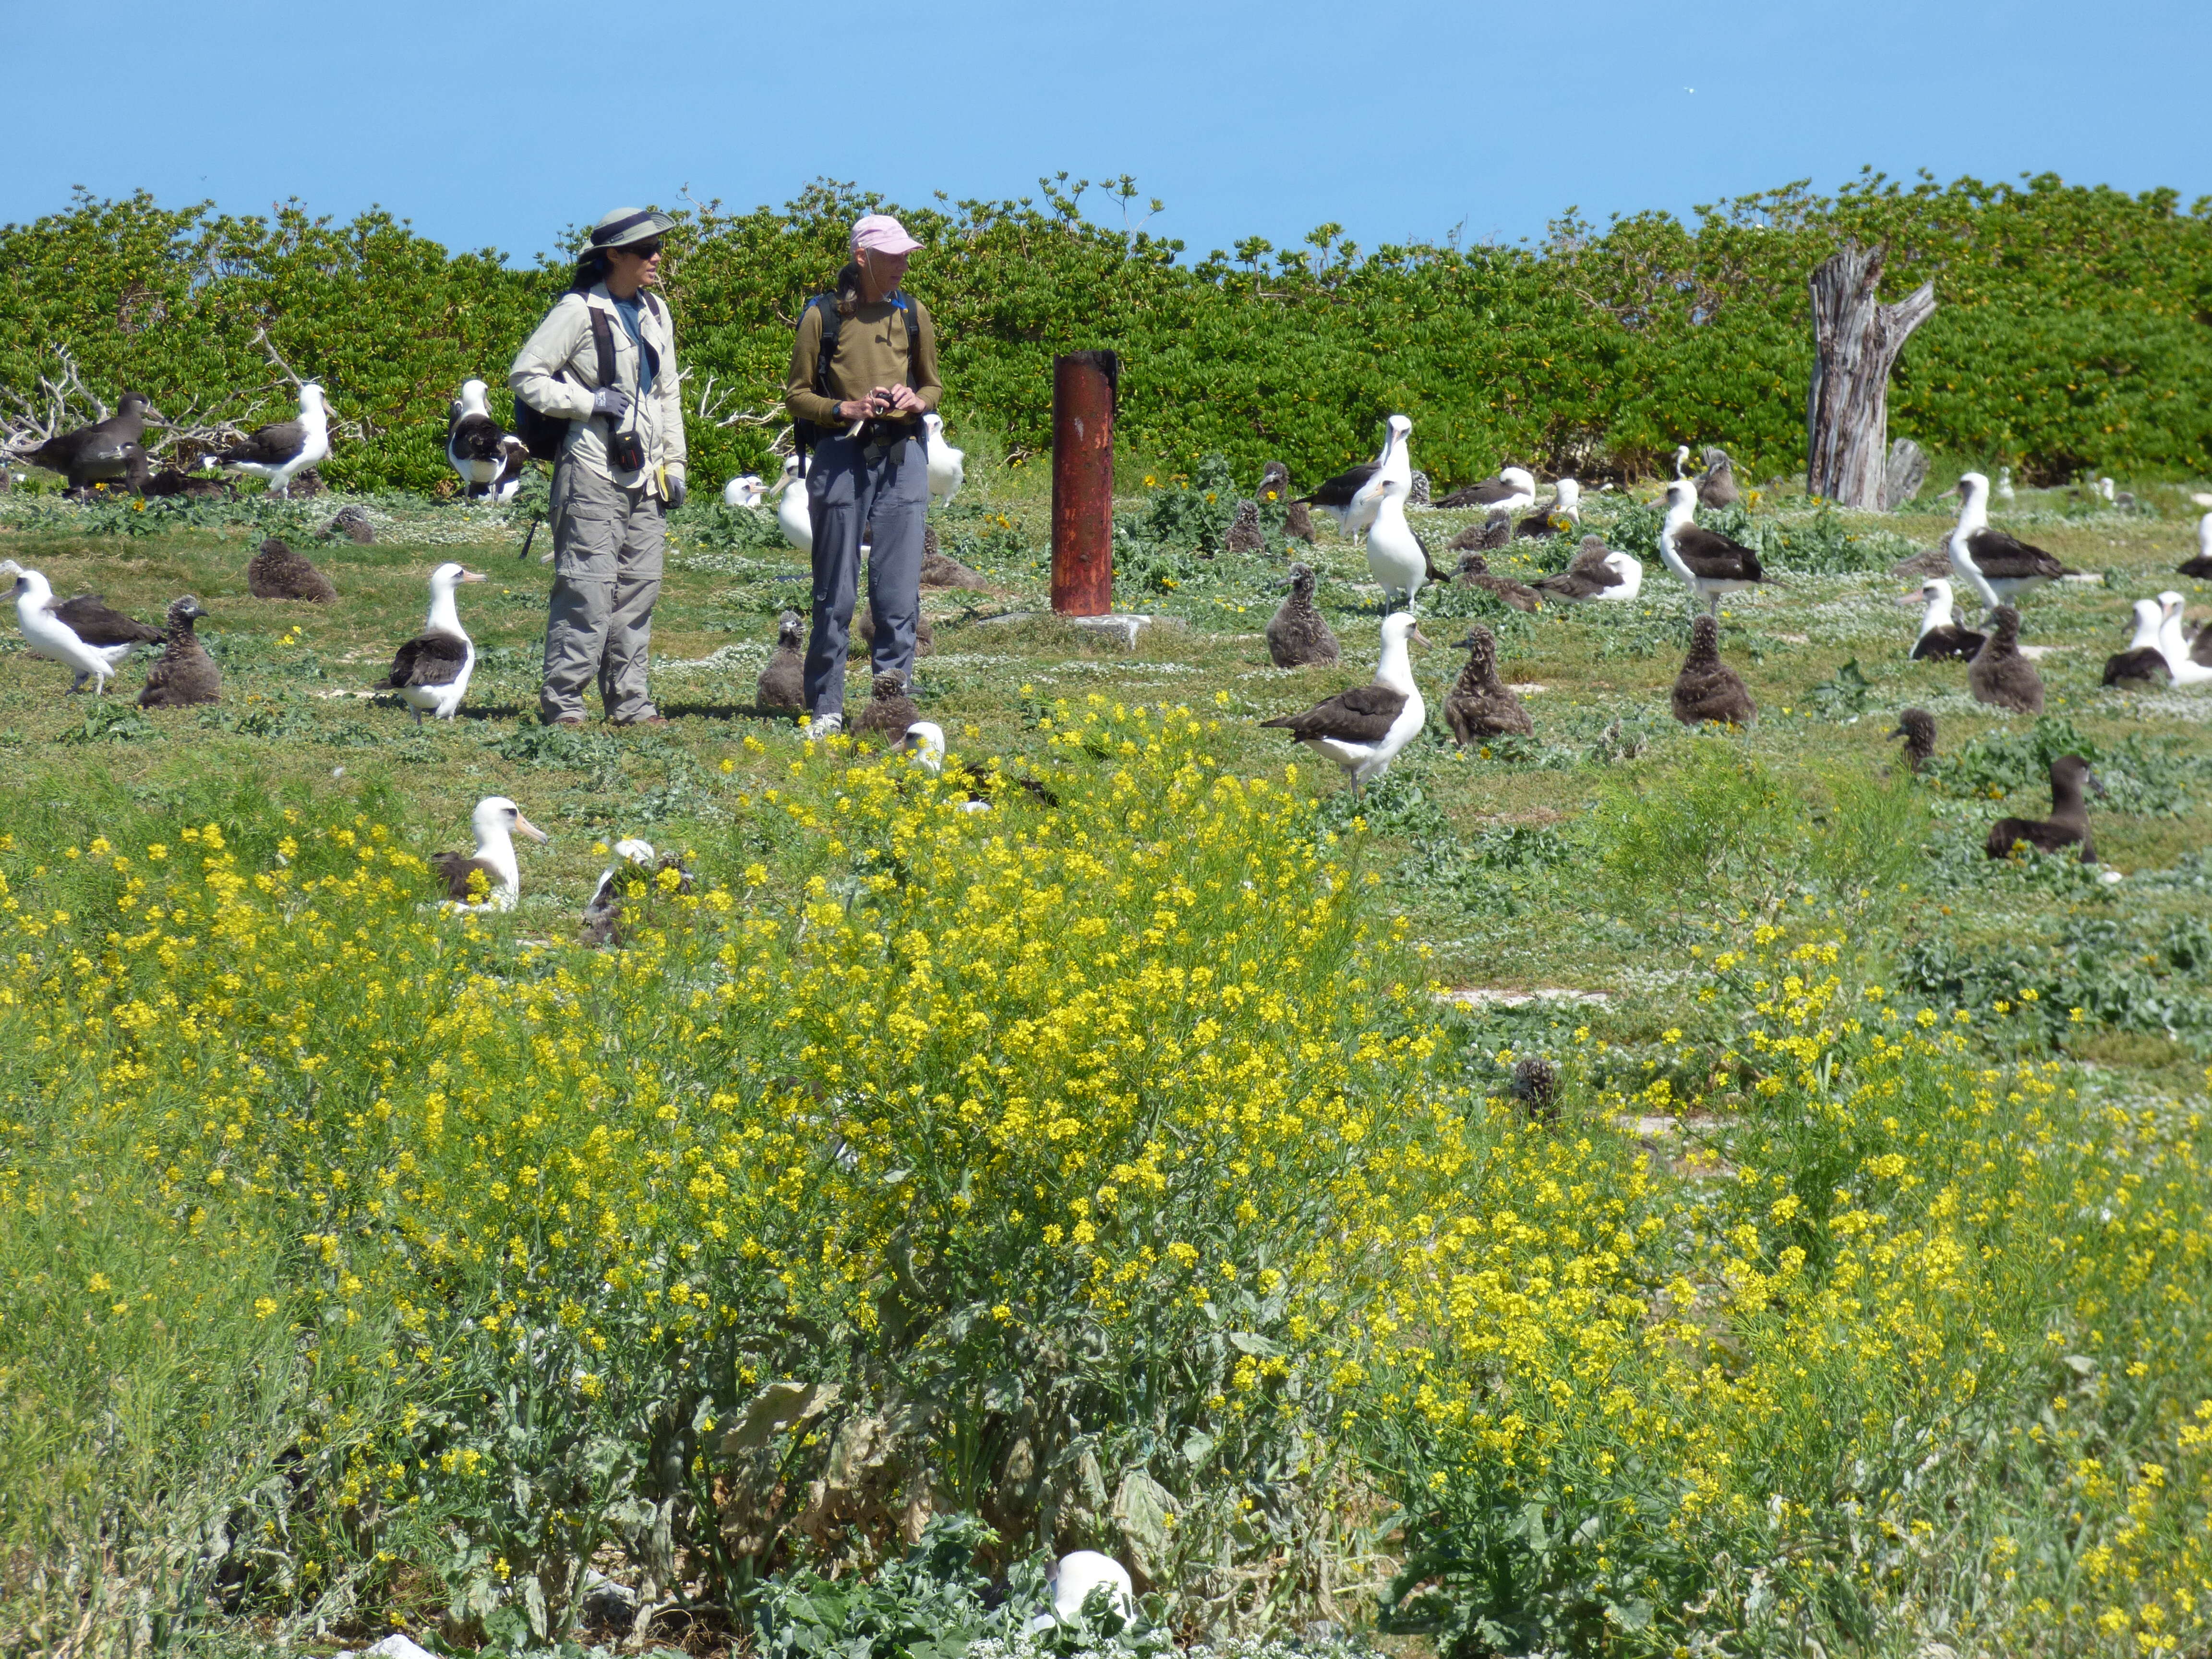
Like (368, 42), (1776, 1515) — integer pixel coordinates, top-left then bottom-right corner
(784, 213), (943, 738)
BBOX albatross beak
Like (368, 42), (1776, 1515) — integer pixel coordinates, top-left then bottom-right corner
(459, 569), (490, 583)
(2086, 773), (2108, 800)
(1893, 590), (1924, 609)
(1411, 626), (1435, 649)
(513, 814), (550, 843)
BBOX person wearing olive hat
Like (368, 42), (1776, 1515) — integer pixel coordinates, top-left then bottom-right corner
(510, 205), (689, 727)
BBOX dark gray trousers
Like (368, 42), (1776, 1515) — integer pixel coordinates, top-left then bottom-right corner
(541, 461), (664, 723)
(802, 434), (926, 717)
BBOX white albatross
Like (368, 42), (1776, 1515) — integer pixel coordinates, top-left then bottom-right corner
(722, 474), (765, 509)
(2, 561), (162, 694)
(207, 382), (335, 498)
(1945, 471), (2077, 615)
(431, 795), (548, 913)
(1258, 611), (1431, 793)
(2156, 591), (2212, 686)
(769, 455), (812, 554)
(383, 562), (488, 723)
(922, 413), (964, 509)
(1026, 1552), (1136, 1635)
(1364, 473), (1443, 611)
(1295, 414), (1412, 541)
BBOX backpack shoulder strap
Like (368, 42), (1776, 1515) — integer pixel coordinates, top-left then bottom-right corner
(809, 294), (843, 396)
(587, 305), (618, 390)
(891, 290), (921, 342)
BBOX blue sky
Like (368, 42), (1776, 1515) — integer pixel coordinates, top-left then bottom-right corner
(7, 0), (2207, 264)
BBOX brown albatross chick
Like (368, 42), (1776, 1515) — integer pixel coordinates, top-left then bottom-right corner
(246, 536), (338, 603)
(1887, 708), (1936, 772)
(1454, 552), (1541, 613)
(1986, 754), (2104, 863)
(1443, 625), (1532, 746)
(137, 596), (220, 708)
(1968, 604), (2044, 714)
(1449, 513), (1511, 553)
(757, 611), (805, 712)
(1671, 615), (1756, 726)
(1266, 562), (1339, 668)
(854, 671), (922, 736)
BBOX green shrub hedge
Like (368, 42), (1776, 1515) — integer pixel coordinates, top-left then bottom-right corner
(4, 170), (2208, 494)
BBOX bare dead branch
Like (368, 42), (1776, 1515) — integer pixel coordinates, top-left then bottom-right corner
(694, 374), (781, 431)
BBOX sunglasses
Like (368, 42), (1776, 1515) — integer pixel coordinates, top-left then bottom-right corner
(621, 240), (664, 260)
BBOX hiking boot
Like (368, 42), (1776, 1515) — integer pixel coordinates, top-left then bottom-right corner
(614, 713), (669, 728)
(802, 710), (844, 740)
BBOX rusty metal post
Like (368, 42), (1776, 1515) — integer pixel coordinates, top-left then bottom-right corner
(1051, 350), (1118, 616)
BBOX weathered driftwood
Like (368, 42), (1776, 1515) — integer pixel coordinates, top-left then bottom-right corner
(1806, 241), (1936, 508)
(1882, 437), (1930, 509)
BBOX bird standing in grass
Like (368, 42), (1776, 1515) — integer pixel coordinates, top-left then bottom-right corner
(1888, 708), (1936, 772)
(432, 795), (548, 912)
(1985, 755), (2103, 863)
(1696, 447), (1739, 509)
(922, 412), (963, 510)
(18, 392), (156, 494)
(1659, 481), (1780, 616)
(1968, 604), (2044, 713)
(1365, 474), (1445, 611)
(3, 562), (162, 694)
(770, 454), (811, 553)
(757, 611), (806, 711)
(206, 383), (335, 498)
(137, 596), (220, 708)
(1945, 471), (2076, 617)
(1259, 612), (1431, 793)
(1266, 562), (1339, 668)
(1443, 625), (1532, 746)
(385, 562), (489, 724)
(1295, 415), (1411, 542)
(2155, 591), (2212, 685)
(445, 379), (529, 501)
(1671, 615), (1755, 726)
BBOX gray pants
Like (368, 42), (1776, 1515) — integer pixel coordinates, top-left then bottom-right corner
(541, 461), (664, 723)
(803, 434), (926, 717)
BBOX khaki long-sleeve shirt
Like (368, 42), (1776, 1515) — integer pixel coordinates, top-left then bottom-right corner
(510, 282), (687, 496)
(784, 293), (942, 434)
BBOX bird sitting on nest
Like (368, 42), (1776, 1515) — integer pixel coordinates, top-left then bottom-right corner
(1968, 604), (2044, 713)
(1671, 615), (1755, 726)
(1532, 537), (1624, 603)
(1986, 754), (2103, 863)
(1267, 562), (1339, 668)
(2102, 598), (2172, 688)
(1887, 708), (1936, 772)
(137, 596), (220, 708)
(2156, 591), (2212, 686)
(18, 392), (157, 494)
(1515, 478), (1580, 538)
(1259, 612), (1431, 794)
(1696, 446), (1739, 509)
(1224, 498), (1264, 553)
(1438, 466), (1536, 515)
(247, 536), (338, 602)
(1260, 461), (1315, 543)
(853, 601), (933, 657)
(1443, 625), (1532, 747)
(384, 562), (489, 723)
(324, 504), (374, 544)
(582, 837), (693, 946)
(723, 474), (765, 508)
(206, 383), (335, 498)
(919, 531), (989, 590)
(1453, 552), (1541, 613)
(432, 796), (549, 912)
(1449, 513), (1511, 553)
(1659, 481), (1782, 615)
(445, 379), (530, 502)
(2, 562), (162, 694)
(1027, 1552), (1136, 1636)
(1945, 471), (2077, 617)
(854, 670), (921, 736)
(757, 611), (805, 712)
(1896, 577), (1984, 661)
(2179, 512), (2212, 580)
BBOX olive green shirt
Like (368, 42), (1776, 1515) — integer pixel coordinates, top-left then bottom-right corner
(784, 294), (943, 433)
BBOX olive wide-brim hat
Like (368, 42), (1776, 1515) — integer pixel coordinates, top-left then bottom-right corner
(589, 206), (676, 249)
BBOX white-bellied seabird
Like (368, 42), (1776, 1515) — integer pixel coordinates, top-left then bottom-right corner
(247, 536), (337, 602)
(207, 383), (334, 498)
(1259, 611), (1431, 793)
(2102, 599), (2173, 688)
(1896, 577), (1986, 661)
(1439, 466), (1536, 516)
(1671, 615), (1755, 725)
(1365, 473), (1445, 610)
(854, 670), (920, 736)
(722, 473), (765, 509)
(1945, 472), (2076, 615)
(137, 596), (219, 708)
(922, 412), (963, 509)
(1597, 548), (1642, 601)
(899, 722), (946, 772)
(1995, 466), (2016, 504)
(1672, 445), (1693, 480)
(757, 610), (805, 711)
(2, 562), (161, 694)
(2156, 591), (2212, 685)
(1697, 446), (1739, 509)
(581, 837), (658, 944)
(433, 796), (548, 912)
(1267, 562), (1339, 668)
(1443, 624), (1531, 746)
(1986, 754), (2102, 863)
(1888, 708), (1936, 772)
(769, 454), (811, 553)
(1532, 536), (1624, 603)
(1295, 415), (1411, 541)
(1515, 478), (1580, 537)
(19, 392), (157, 493)
(1028, 1553), (1134, 1635)
(1968, 605), (2044, 713)
(1453, 552), (1540, 612)
(445, 379), (528, 501)
(1659, 480), (1780, 615)
(2177, 512), (2212, 580)
(383, 562), (488, 723)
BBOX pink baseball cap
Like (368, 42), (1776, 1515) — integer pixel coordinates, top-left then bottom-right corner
(851, 214), (921, 255)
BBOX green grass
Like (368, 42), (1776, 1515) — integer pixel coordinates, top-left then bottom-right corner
(3, 454), (2211, 1657)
